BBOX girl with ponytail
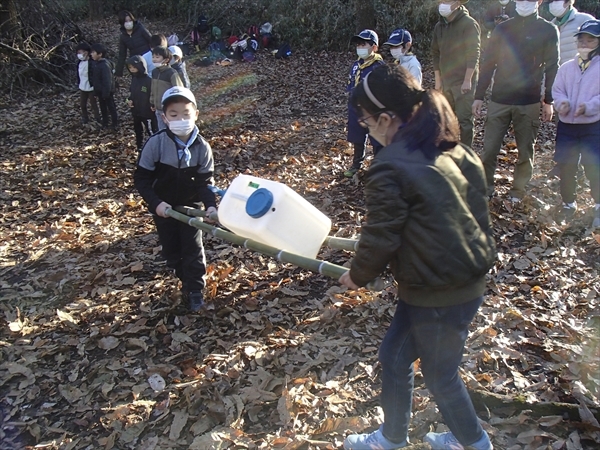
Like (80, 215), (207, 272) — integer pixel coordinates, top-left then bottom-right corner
(339, 64), (496, 450)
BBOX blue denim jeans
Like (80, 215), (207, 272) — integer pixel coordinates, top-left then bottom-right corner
(379, 296), (485, 446)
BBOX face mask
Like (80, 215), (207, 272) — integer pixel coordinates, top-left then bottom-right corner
(549, 1), (568, 17)
(356, 48), (371, 59)
(77, 53), (86, 61)
(390, 47), (405, 60)
(578, 47), (597, 59)
(124, 21), (134, 30)
(499, 0), (510, 5)
(438, 3), (455, 17)
(515, 1), (538, 17)
(167, 118), (195, 137)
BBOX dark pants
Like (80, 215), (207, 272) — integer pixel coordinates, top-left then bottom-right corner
(97, 93), (118, 127)
(379, 296), (486, 447)
(555, 120), (600, 204)
(80, 90), (100, 122)
(153, 215), (207, 293)
(347, 106), (382, 169)
(133, 115), (158, 149)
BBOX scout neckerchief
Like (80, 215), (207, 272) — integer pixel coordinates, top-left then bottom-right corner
(174, 126), (199, 167)
(354, 53), (384, 87)
(556, 8), (572, 28)
(578, 54), (593, 73)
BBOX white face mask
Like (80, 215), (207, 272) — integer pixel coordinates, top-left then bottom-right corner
(499, 0), (510, 5)
(438, 3), (456, 17)
(77, 53), (86, 61)
(515, 1), (538, 17)
(578, 47), (597, 59)
(390, 47), (405, 60)
(167, 118), (195, 137)
(549, 1), (568, 17)
(356, 48), (371, 59)
(124, 21), (134, 30)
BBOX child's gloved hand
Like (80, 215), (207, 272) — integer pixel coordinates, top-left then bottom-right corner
(557, 101), (570, 115)
(205, 206), (218, 223)
(155, 202), (171, 218)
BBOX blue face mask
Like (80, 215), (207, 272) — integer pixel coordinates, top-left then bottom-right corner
(356, 48), (371, 59)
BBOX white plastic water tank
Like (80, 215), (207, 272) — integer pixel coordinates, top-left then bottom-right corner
(217, 175), (332, 259)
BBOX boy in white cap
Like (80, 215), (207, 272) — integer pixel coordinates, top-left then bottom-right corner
(344, 29), (386, 177)
(384, 28), (422, 87)
(168, 45), (191, 88)
(134, 86), (217, 312)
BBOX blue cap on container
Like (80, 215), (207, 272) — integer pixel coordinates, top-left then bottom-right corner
(245, 188), (273, 218)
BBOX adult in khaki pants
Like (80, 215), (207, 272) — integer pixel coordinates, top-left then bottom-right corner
(432, 0), (481, 148)
(473, 0), (559, 201)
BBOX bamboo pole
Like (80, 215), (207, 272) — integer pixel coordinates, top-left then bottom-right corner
(166, 207), (383, 291)
(173, 206), (359, 252)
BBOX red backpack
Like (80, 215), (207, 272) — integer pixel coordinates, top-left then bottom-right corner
(248, 25), (260, 40)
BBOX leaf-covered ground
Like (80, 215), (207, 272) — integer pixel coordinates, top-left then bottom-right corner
(1, 20), (600, 450)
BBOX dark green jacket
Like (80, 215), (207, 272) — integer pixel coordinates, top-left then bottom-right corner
(350, 139), (496, 307)
(431, 6), (481, 88)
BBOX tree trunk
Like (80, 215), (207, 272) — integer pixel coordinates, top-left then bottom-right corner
(1, 0), (21, 40)
(88, 0), (102, 21)
(354, 0), (376, 33)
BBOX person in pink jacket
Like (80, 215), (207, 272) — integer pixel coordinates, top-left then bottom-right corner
(552, 19), (600, 228)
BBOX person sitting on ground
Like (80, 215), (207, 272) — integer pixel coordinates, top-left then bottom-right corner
(552, 19), (600, 227)
(344, 29), (386, 178)
(168, 45), (191, 89)
(134, 87), (217, 312)
(339, 64), (496, 450)
(115, 10), (152, 77)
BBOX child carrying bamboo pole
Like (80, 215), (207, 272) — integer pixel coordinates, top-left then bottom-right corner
(134, 87), (217, 312)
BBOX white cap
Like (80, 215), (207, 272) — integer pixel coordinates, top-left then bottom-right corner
(161, 86), (196, 108)
(168, 45), (183, 59)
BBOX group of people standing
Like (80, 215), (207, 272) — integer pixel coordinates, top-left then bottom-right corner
(76, 11), (190, 149)
(340, 1), (598, 450)
(345, 0), (598, 229)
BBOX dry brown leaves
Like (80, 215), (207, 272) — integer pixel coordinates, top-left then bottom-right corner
(0, 19), (599, 450)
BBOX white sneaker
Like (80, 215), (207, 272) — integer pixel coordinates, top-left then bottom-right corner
(343, 425), (408, 449)
(424, 431), (493, 450)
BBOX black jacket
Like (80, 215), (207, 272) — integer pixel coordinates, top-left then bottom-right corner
(116, 21), (152, 76)
(475, 13), (559, 105)
(134, 129), (217, 214)
(350, 138), (496, 307)
(127, 55), (153, 118)
(91, 59), (115, 99)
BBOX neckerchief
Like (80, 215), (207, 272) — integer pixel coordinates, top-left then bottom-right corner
(578, 55), (592, 73)
(354, 53), (384, 87)
(173, 126), (199, 167)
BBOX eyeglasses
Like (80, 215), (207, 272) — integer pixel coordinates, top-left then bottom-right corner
(358, 111), (395, 128)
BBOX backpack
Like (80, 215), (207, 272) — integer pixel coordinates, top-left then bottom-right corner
(275, 43), (292, 59)
(242, 51), (255, 62)
(167, 33), (179, 46)
(197, 15), (209, 34)
(261, 33), (272, 49)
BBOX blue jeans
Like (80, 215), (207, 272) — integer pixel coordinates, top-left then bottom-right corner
(379, 296), (485, 446)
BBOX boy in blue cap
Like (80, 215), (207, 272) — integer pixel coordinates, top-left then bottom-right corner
(344, 29), (386, 177)
(384, 28), (422, 87)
